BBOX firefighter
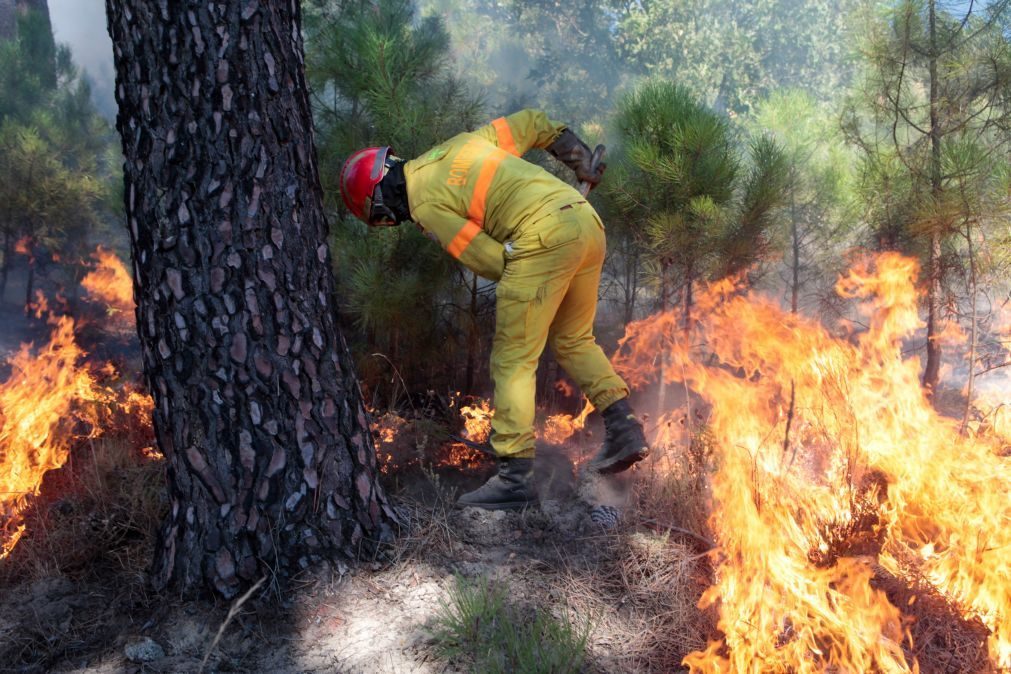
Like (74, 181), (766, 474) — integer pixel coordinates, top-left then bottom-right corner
(340, 109), (649, 510)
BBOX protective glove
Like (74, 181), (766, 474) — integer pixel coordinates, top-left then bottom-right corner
(547, 129), (605, 186)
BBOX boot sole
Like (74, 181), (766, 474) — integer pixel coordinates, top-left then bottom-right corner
(588, 446), (649, 475)
(455, 500), (537, 511)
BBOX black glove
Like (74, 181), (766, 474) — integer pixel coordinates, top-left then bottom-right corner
(547, 129), (605, 186)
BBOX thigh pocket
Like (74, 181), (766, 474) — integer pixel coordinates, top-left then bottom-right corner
(494, 283), (540, 351)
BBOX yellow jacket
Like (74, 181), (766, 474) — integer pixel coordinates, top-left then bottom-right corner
(404, 109), (584, 281)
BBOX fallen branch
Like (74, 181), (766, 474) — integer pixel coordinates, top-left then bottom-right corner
(200, 575), (267, 673)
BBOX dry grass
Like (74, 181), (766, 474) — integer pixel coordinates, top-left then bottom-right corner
(0, 436), (164, 585)
(557, 529), (715, 673)
(633, 429), (715, 552)
(0, 435), (165, 672)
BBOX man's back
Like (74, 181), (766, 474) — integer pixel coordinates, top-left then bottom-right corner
(404, 111), (585, 252)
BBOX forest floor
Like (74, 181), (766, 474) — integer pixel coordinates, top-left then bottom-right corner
(0, 422), (716, 674)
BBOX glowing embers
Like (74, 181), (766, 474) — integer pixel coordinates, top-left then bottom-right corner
(613, 253), (1009, 671)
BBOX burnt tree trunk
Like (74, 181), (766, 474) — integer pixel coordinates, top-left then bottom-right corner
(106, 0), (397, 598)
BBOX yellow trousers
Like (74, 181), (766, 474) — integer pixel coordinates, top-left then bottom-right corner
(490, 201), (629, 458)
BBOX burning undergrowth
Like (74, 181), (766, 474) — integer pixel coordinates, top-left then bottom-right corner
(374, 251), (1011, 672)
(0, 249), (157, 578)
(606, 252), (1010, 672)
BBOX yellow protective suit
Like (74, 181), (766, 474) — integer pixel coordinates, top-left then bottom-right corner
(404, 110), (629, 458)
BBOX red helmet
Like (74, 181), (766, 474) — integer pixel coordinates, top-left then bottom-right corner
(340, 146), (395, 225)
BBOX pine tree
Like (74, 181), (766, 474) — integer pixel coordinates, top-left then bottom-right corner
(305, 0), (489, 399)
(610, 80), (787, 412)
(106, 0), (397, 597)
(848, 0), (1011, 392)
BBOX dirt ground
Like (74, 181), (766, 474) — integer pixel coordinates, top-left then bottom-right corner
(0, 441), (712, 674)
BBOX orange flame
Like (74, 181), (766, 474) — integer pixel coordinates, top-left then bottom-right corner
(460, 399), (493, 444)
(81, 247), (135, 327)
(612, 253), (1009, 671)
(1, 251), (151, 560)
(541, 399), (593, 445)
(0, 314), (104, 558)
(13, 236), (31, 257)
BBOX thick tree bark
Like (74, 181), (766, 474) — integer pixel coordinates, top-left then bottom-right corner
(106, 0), (396, 598)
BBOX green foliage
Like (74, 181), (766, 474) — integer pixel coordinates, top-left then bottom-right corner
(749, 89), (860, 304)
(429, 575), (590, 674)
(305, 0), (488, 397)
(15, 5), (56, 91)
(0, 8), (118, 303)
(847, 0), (1011, 249)
(0, 119), (103, 248)
(306, 0), (484, 202)
(610, 80), (787, 311)
(616, 0), (862, 114)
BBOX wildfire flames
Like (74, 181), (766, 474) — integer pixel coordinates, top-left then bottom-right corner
(80, 246), (136, 329)
(608, 253), (1009, 671)
(0, 248), (151, 561)
(459, 399), (493, 444)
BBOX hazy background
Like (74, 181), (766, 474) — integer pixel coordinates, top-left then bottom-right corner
(49, 0), (115, 119)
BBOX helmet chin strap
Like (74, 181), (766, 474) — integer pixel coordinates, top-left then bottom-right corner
(368, 182), (398, 226)
(370, 158), (410, 226)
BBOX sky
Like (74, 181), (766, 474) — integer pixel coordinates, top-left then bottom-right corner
(49, 0), (116, 119)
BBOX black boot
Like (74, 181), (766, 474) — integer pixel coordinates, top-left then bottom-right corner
(588, 399), (649, 474)
(457, 458), (536, 510)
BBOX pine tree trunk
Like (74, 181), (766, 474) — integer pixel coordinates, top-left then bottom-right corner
(961, 221), (978, 435)
(656, 261), (671, 417)
(0, 230), (10, 303)
(23, 252), (33, 315)
(106, 0), (396, 598)
(0, 0), (16, 41)
(922, 0), (943, 392)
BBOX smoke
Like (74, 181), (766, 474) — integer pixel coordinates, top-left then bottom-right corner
(48, 0), (116, 120)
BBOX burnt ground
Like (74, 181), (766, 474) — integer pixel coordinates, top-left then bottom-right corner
(0, 439), (714, 674)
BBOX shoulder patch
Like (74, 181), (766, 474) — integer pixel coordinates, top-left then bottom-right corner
(427, 147), (448, 161)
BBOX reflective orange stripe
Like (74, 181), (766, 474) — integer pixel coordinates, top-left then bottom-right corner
(447, 219), (482, 259)
(468, 147), (507, 224)
(491, 117), (518, 156)
(446, 142), (509, 260)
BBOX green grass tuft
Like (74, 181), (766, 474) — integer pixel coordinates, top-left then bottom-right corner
(429, 575), (589, 674)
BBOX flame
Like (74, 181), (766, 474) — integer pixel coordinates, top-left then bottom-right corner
(0, 314), (104, 558)
(541, 399), (593, 445)
(611, 253), (1009, 671)
(13, 236), (30, 257)
(1, 254), (151, 559)
(460, 399), (493, 444)
(438, 442), (487, 470)
(81, 247), (135, 327)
